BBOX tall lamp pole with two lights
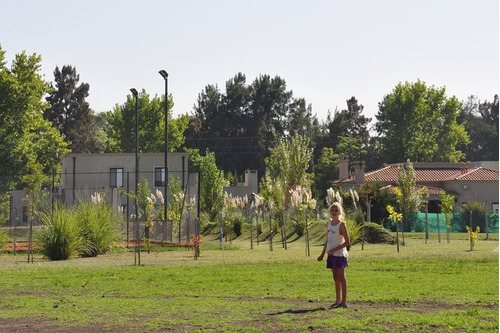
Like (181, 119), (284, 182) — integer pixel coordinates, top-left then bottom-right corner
(159, 70), (169, 232)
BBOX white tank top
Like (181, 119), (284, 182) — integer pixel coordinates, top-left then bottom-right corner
(326, 220), (348, 257)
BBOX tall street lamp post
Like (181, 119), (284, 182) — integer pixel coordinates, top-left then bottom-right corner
(130, 88), (140, 265)
(159, 70), (168, 232)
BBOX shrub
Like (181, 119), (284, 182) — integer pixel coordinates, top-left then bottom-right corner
(291, 218), (305, 237)
(466, 225), (480, 250)
(0, 228), (9, 250)
(345, 217), (363, 248)
(363, 222), (394, 244)
(352, 209), (365, 225)
(36, 205), (84, 260)
(229, 211), (245, 237)
(76, 198), (121, 257)
(198, 212), (211, 231)
(461, 201), (486, 214)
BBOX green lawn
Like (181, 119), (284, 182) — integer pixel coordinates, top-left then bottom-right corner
(0, 234), (498, 332)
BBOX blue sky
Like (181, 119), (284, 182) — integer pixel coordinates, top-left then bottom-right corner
(1, 0), (498, 126)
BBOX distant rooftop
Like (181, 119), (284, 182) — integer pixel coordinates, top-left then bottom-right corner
(363, 163), (498, 183)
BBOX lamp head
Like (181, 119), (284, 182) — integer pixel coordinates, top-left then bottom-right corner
(130, 88), (138, 96)
(159, 70), (168, 79)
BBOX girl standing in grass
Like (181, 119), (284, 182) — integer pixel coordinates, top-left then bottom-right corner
(317, 202), (350, 309)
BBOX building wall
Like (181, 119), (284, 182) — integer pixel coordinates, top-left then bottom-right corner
(60, 152), (189, 209)
(224, 170), (258, 198)
(9, 153), (189, 225)
(444, 181), (499, 209)
(474, 161), (499, 171)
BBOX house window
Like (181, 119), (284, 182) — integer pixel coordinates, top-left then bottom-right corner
(110, 168), (123, 187)
(493, 203), (499, 214)
(22, 206), (29, 224)
(154, 167), (165, 187)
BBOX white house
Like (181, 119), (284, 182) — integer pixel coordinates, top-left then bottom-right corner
(333, 156), (499, 213)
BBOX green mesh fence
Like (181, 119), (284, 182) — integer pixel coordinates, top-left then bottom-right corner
(399, 212), (499, 233)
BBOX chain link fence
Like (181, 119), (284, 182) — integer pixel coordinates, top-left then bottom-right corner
(0, 170), (200, 248)
(387, 212), (499, 233)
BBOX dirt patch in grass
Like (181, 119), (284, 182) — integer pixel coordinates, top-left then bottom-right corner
(3, 300), (494, 333)
(0, 317), (127, 333)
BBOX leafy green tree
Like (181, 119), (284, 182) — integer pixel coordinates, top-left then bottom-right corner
(395, 161), (427, 213)
(314, 96), (376, 180)
(188, 73), (315, 178)
(365, 137), (383, 171)
(285, 98), (321, 141)
(260, 134), (314, 246)
(458, 95), (498, 161)
(344, 97), (371, 145)
(394, 161), (427, 234)
(265, 134), (314, 191)
(198, 150), (228, 221)
(312, 147), (338, 200)
(321, 107), (346, 144)
(439, 189), (455, 243)
(248, 74), (291, 137)
(44, 65), (103, 153)
(358, 182), (396, 227)
(91, 112), (111, 152)
(319, 97), (371, 153)
(375, 80), (469, 163)
(0, 45), (68, 194)
(335, 136), (367, 162)
(105, 90), (188, 153)
(190, 75), (248, 173)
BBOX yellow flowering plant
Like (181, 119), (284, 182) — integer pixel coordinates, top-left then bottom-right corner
(387, 204), (403, 252)
(386, 205), (402, 224)
(465, 226), (480, 251)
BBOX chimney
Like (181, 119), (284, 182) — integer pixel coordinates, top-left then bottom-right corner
(353, 160), (366, 185)
(244, 169), (258, 194)
(339, 155), (349, 181)
(461, 164), (468, 174)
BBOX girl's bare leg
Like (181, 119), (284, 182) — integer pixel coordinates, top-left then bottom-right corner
(332, 268), (341, 304)
(337, 267), (347, 305)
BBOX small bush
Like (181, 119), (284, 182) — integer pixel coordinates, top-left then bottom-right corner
(231, 213), (245, 237)
(363, 222), (394, 244)
(291, 218), (305, 237)
(198, 212), (211, 231)
(462, 201), (486, 214)
(0, 228), (9, 250)
(76, 200), (121, 257)
(36, 206), (84, 260)
(344, 217), (363, 247)
(201, 221), (218, 234)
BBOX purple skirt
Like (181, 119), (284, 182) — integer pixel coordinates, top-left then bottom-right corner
(326, 255), (348, 269)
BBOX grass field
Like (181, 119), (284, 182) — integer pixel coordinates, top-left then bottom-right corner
(0, 230), (498, 332)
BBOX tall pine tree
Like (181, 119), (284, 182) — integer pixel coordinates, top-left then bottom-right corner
(45, 65), (102, 153)
(459, 95), (499, 161)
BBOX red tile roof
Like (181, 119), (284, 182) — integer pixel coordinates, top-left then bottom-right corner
(454, 167), (499, 181)
(342, 163), (499, 184)
(382, 184), (446, 196)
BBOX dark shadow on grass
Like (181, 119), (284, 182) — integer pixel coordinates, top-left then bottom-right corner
(266, 307), (327, 315)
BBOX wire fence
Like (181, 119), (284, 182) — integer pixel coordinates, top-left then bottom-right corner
(387, 212), (499, 233)
(0, 170), (200, 247)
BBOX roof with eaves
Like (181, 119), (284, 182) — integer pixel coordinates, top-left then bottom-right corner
(337, 162), (499, 184)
